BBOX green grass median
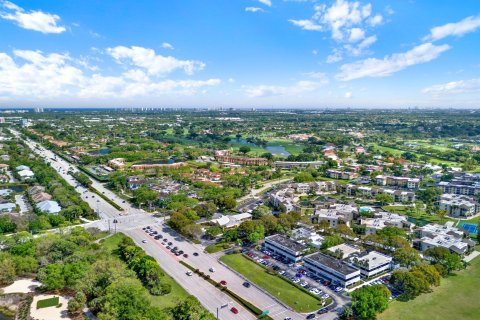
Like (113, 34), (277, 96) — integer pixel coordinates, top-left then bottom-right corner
(220, 253), (322, 313)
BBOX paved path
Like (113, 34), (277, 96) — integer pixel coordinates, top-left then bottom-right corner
(237, 178), (293, 203)
(464, 250), (480, 262)
(15, 194), (28, 213)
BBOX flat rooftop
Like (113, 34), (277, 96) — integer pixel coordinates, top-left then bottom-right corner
(265, 234), (306, 253)
(305, 252), (359, 276)
(328, 243), (361, 258)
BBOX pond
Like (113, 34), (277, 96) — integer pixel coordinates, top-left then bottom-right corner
(265, 145), (290, 157)
(230, 139), (291, 157)
(89, 148), (111, 155)
(0, 312), (13, 320)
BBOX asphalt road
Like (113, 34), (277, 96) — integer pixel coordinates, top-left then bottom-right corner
(11, 129), (312, 319)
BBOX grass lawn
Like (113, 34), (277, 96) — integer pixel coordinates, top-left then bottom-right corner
(205, 242), (231, 253)
(36, 296), (59, 309)
(220, 254), (322, 313)
(382, 205), (456, 225)
(101, 233), (189, 309)
(379, 257), (480, 320)
(369, 143), (460, 167)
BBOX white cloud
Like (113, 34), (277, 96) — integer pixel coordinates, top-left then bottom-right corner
(290, 0), (383, 59)
(344, 35), (376, 56)
(424, 15), (480, 41)
(422, 78), (480, 95)
(337, 42), (450, 81)
(258, 0), (272, 7)
(0, 0), (65, 33)
(289, 19), (322, 31)
(348, 27), (365, 42)
(107, 46), (205, 76)
(245, 76), (328, 98)
(368, 14), (383, 26)
(245, 7), (264, 13)
(314, 0), (377, 41)
(161, 42), (174, 50)
(345, 91), (353, 98)
(326, 48), (343, 63)
(0, 49), (220, 100)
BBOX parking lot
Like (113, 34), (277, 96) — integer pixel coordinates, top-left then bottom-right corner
(243, 246), (347, 315)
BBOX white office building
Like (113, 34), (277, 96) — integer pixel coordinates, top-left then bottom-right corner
(348, 251), (392, 278)
(304, 252), (361, 287)
(264, 234), (306, 262)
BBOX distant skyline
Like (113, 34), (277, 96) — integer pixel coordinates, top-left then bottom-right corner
(0, 0), (479, 108)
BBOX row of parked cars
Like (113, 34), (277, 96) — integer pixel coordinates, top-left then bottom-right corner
(142, 226), (199, 258)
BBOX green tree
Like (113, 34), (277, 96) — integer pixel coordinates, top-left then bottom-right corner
(0, 258), (16, 285)
(37, 263), (66, 290)
(425, 247), (464, 274)
(351, 284), (390, 320)
(171, 296), (216, 320)
(0, 216), (16, 234)
(393, 246), (420, 267)
(252, 205), (271, 219)
(205, 226), (222, 239)
(375, 193), (394, 205)
(239, 146), (251, 154)
(320, 235), (344, 250)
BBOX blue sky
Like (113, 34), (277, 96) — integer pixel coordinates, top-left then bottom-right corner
(0, 0), (479, 108)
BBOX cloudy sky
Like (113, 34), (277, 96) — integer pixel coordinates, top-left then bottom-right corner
(0, 0), (479, 108)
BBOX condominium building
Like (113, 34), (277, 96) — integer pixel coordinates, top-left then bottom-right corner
(437, 194), (479, 217)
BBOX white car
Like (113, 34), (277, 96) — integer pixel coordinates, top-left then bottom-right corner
(209, 267), (215, 272)
(186, 271), (193, 276)
(142, 240), (147, 243)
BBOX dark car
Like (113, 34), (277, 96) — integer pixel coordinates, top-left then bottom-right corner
(183, 254), (188, 258)
(220, 280), (227, 286)
(178, 250), (184, 255)
(163, 238), (167, 242)
(173, 246), (178, 251)
(193, 252), (199, 256)
(317, 308), (328, 314)
(230, 307), (238, 314)
(243, 282), (251, 288)
(168, 242), (172, 245)
(154, 236), (161, 240)
(306, 314), (316, 319)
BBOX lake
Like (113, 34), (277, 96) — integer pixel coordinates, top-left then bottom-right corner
(89, 148), (111, 155)
(230, 139), (291, 157)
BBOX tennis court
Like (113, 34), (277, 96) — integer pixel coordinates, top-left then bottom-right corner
(461, 223), (478, 234)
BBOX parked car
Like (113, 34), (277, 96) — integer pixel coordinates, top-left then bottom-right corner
(220, 280), (227, 286)
(186, 271), (193, 276)
(209, 267), (215, 272)
(306, 314), (316, 319)
(317, 308), (328, 314)
(183, 254), (188, 258)
(230, 307), (238, 314)
(193, 252), (199, 256)
(243, 282), (251, 288)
